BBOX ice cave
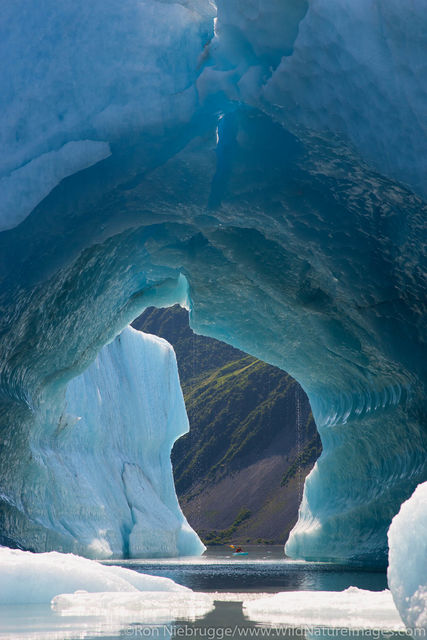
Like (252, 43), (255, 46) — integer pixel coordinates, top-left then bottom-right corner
(0, 0), (426, 586)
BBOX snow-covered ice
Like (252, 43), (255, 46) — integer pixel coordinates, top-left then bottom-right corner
(243, 587), (405, 631)
(0, 547), (188, 605)
(388, 481), (427, 630)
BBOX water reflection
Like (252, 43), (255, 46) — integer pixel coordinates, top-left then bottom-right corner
(109, 546), (387, 593)
(0, 599), (410, 640)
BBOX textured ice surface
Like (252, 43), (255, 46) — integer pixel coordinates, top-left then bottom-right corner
(0, 547), (188, 605)
(0, 323), (204, 558)
(213, 0), (308, 63)
(243, 587), (405, 631)
(260, 0), (427, 199)
(210, 0), (427, 198)
(0, 141), (111, 232)
(62, 326), (203, 557)
(0, 0), (214, 231)
(388, 482), (427, 630)
(0, 1), (426, 564)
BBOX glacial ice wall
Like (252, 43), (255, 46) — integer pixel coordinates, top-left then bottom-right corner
(388, 482), (427, 630)
(64, 326), (203, 557)
(0, 324), (204, 557)
(0, 0), (426, 564)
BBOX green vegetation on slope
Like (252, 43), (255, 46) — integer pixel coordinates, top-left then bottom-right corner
(176, 357), (299, 495)
(203, 508), (252, 545)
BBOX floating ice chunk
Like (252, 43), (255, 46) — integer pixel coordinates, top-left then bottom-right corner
(0, 547), (188, 605)
(243, 587), (405, 631)
(388, 481), (427, 630)
(52, 590), (214, 622)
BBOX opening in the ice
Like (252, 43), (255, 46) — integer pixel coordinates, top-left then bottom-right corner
(132, 305), (321, 548)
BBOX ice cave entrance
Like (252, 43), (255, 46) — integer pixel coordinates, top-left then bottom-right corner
(132, 304), (321, 550)
(44, 302), (320, 560)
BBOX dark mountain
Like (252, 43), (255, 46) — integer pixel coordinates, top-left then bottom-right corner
(132, 305), (321, 545)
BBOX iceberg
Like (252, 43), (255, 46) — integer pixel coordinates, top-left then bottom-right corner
(388, 481), (427, 630)
(0, 0), (426, 564)
(0, 547), (188, 605)
(243, 587), (405, 631)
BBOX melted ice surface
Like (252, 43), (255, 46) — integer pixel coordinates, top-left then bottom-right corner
(243, 587), (405, 631)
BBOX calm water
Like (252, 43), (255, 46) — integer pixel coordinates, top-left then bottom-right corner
(0, 546), (406, 640)
(108, 546), (387, 593)
(108, 546), (388, 592)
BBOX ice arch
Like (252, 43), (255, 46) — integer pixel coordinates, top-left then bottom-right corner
(0, 0), (426, 564)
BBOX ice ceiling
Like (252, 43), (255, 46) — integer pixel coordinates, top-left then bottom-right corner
(0, 0), (426, 565)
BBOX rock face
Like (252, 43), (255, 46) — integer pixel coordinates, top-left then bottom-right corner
(0, 1), (426, 565)
(133, 305), (320, 545)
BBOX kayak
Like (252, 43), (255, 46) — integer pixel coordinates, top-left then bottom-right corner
(233, 551), (248, 556)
